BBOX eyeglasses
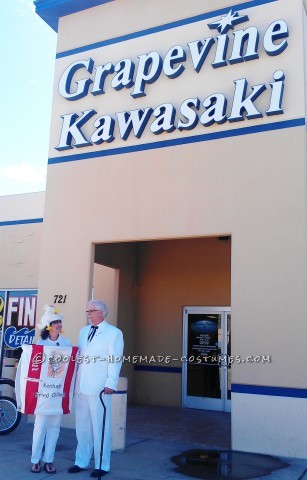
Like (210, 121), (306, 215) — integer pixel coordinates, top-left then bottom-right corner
(86, 310), (99, 314)
(50, 320), (62, 325)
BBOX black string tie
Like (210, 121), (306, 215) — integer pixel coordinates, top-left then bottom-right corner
(88, 325), (98, 342)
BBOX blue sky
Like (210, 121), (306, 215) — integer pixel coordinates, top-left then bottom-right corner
(0, 0), (57, 196)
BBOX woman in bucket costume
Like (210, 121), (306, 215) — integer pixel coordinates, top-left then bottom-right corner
(31, 305), (71, 474)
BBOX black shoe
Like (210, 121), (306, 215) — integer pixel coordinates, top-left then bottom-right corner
(68, 465), (84, 473)
(90, 469), (108, 477)
(44, 463), (56, 474)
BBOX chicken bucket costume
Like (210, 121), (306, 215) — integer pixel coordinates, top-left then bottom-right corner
(16, 305), (77, 474)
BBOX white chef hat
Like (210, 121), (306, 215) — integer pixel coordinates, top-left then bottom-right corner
(36, 304), (63, 330)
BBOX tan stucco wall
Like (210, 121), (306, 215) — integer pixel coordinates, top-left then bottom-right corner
(0, 192), (44, 289)
(93, 263), (119, 326)
(232, 127), (307, 388)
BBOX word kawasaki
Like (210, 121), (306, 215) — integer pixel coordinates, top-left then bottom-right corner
(56, 70), (285, 150)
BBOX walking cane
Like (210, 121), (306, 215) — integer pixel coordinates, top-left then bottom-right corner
(98, 390), (107, 480)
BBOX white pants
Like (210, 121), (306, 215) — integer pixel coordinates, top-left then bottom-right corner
(31, 414), (62, 463)
(75, 393), (111, 471)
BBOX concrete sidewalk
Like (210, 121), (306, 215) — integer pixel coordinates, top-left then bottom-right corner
(1, 407), (307, 480)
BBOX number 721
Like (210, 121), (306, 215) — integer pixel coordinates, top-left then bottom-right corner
(53, 295), (67, 304)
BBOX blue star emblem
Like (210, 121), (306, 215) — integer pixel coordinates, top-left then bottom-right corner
(208, 10), (249, 34)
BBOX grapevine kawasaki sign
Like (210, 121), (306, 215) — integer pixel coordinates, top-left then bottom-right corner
(55, 10), (289, 151)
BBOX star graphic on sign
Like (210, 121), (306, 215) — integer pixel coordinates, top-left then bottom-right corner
(208, 10), (249, 34)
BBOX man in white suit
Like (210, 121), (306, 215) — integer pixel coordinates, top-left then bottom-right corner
(68, 300), (124, 478)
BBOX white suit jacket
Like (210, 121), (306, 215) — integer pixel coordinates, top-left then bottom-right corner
(75, 320), (124, 395)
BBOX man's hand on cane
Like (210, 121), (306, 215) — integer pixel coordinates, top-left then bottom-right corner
(103, 387), (115, 395)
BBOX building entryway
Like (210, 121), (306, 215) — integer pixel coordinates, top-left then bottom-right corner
(93, 236), (231, 410)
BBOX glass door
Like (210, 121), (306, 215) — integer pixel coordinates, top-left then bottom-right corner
(182, 306), (231, 412)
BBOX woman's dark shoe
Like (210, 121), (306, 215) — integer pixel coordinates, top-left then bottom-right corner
(44, 463), (56, 474)
(31, 462), (41, 473)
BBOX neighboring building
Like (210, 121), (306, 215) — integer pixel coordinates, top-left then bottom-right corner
(1, 0), (306, 458)
(0, 193), (44, 376)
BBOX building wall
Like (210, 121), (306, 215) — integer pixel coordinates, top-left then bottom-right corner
(0, 192), (44, 289)
(93, 263), (119, 326)
(0, 192), (44, 382)
(36, 0), (307, 457)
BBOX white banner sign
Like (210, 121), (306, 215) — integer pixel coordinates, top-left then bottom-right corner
(16, 345), (78, 415)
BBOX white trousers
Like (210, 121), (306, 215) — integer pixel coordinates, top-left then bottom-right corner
(31, 414), (62, 463)
(75, 393), (111, 471)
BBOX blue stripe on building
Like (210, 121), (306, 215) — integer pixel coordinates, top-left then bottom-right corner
(133, 371), (307, 398)
(0, 218), (44, 227)
(232, 384), (307, 398)
(48, 118), (305, 166)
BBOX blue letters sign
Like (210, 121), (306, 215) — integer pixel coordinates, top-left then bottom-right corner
(4, 327), (35, 349)
(2, 290), (37, 349)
